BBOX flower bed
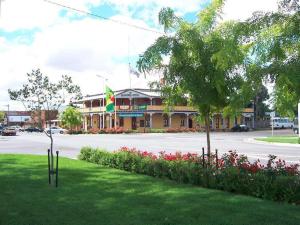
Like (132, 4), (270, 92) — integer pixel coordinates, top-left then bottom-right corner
(86, 127), (136, 134)
(165, 127), (200, 133)
(79, 147), (300, 204)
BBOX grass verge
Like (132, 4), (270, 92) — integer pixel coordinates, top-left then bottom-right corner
(0, 154), (300, 225)
(256, 136), (300, 144)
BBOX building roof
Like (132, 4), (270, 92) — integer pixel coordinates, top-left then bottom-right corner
(6, 111), (31, 116)
(74, 88), (161, 103)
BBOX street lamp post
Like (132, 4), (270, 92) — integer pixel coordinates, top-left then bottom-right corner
(3, 104), (9, 126)
(96, 75), (108, 129)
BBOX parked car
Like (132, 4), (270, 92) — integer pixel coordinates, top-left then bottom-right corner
(293, 119), (299, 134)
(0, 126), (4, 134)
(10, 125), (24, 132)
(231, 124), (249, 132)
(2, 127), (17, 136)
(25, 127), (43, 132)
(45, 127), (67, 134)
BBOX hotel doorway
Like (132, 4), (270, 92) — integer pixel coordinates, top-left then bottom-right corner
(132, 117), (137, 130)
(188, 118), (193, 128)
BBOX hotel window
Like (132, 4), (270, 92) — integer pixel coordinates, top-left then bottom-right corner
(163, 115), (169, 127)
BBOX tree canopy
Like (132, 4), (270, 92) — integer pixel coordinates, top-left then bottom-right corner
(245, 0), (300, 117)
(60, 106), (82, 131)
(137, 0), (256, 154)
(0, 111), (4, 123)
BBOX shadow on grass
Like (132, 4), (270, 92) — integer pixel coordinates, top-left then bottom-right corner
(0, 154), (299, 225)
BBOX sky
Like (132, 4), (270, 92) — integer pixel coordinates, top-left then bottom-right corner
(0, 0), (278, 111)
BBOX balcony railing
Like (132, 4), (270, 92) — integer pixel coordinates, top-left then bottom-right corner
(79, 105), (197, 113)
(79, 107), (105, 113)
(147, 105), (196, 112)
(80, 105), (252, 114)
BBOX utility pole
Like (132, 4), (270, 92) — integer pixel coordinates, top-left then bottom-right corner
(4, 104), (9, 126)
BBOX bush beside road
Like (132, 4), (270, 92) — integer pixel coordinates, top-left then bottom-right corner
(80, 146), (300, 204)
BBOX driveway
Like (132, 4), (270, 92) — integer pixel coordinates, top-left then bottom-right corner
(0, 129), (299, 164)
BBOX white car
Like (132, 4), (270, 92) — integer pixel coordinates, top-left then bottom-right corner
(45, 127), (67, 134)
(10, 125), (24, 132)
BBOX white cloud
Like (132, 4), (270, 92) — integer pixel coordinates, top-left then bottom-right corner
(222, 0), (278, 21)
(0, 0), (281, 111)
(0, 13), (160, 110)
(0, 0), (104, 31)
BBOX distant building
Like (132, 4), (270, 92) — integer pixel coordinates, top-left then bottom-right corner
(5, 110), (58, 128)
(75, 88), (254, 131)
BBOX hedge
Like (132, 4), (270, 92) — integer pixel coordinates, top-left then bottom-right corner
(79, 146), (300, 204)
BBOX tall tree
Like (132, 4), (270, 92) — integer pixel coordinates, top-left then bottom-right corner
(0, 111), (4, 123)
(137, 0), (255, 157)
(60, 106), (82, 132)
(254, 85), (270, 119)
(8, 69), (82, 184)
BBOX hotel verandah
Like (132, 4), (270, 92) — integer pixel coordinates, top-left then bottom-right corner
(75, 88), (254, 132)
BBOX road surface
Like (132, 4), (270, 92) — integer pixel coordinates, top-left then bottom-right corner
(0, 129), (299, 163)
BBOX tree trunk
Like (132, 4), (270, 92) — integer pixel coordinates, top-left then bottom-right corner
(204, 114), (211, 161)
(50, 128), (54, 185)
(46, 110), (55, 186)
(38, 110), (42, 129)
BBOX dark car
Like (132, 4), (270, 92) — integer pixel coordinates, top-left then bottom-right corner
(231, 124), (249, 132)
(2, 127), (17, 136)
(293, 119), (299, 134)
(25, 127), (43, 132)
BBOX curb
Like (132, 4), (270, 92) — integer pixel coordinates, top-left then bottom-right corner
(245, 138), (300, 148)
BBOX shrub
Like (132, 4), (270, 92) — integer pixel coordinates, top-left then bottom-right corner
(79, 147), (300, 204)
(68, 130), (84, 135)
(166, 127), (200, 133)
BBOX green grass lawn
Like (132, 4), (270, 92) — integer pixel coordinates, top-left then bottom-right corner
(1, 155), (300, 225)
(256, 136), (299, 144)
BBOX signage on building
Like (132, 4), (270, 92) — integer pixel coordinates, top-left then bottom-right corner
(242, 113), (253, 118)
(119, 105), (130, 110)
(118, 90), (148, 98)
(133, 105), (147, 110)
(119, 113), (144, 118)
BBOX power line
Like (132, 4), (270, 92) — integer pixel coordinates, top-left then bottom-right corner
(43, 0), (164, 35)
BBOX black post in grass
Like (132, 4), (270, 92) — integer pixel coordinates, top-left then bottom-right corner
(47, 149), (59, 187)
(202, 147), (205, 168)
(56, 151), (59, 188)
(215, 149), (218, 170)
(47, 149), (51, 184)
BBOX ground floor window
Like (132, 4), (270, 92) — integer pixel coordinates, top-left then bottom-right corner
(215, 117), (220, 129)
(180, 118), (185, 127)
(140, 120), (145, 127)
(145, 116), (150, 127)
(163, 115), (169, 127)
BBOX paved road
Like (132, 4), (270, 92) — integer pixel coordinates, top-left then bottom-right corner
(0, 130), (299, 163)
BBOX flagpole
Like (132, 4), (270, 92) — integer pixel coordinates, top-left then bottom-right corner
(96, 75), (107, 129)
(114, 95), (117, 128)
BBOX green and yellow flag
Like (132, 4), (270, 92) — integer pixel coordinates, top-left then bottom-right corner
(105, 86), (115, 112)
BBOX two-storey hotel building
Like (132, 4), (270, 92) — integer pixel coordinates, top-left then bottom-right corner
(76, 88), (254, 131)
